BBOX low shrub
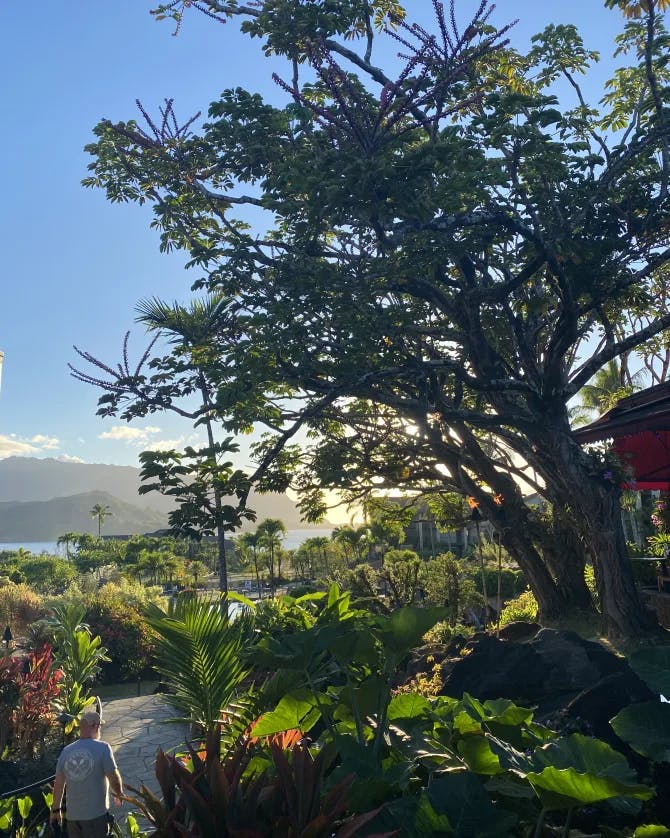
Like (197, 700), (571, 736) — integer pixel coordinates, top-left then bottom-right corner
(499, 589), (539, 626)
(0, 583), (45, 631)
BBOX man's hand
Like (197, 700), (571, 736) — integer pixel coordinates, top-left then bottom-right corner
(49, 811), (61, 834)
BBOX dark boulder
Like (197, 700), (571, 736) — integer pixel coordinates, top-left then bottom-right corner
(497, 621), (541, 642)
(439, 628), (648, 723)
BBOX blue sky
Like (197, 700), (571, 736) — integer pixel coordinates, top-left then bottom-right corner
(0, 1), (630, 469)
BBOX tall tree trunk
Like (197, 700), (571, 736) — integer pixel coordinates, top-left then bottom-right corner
(533, 425), (651, 638)
(541, 507), (593, 610)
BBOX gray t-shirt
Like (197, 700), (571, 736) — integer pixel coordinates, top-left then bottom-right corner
(56, 738), (117, 820)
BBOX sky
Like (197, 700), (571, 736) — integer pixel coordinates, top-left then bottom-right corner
(0, 0), (629, 470)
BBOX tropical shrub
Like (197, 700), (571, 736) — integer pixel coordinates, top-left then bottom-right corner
(0, 583), (45, 631)
(127, 726), (383, 838)
(86, 600), (155, 682)
(499, 589), (539, 626)
(0, 646), (62, 758)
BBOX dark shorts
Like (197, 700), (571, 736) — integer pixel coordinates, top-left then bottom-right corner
(66, 814), (110, 838)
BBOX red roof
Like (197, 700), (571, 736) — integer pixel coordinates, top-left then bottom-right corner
(572, 381), (670, 490)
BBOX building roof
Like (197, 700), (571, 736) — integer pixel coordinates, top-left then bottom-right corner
(572, 381), (670, 490)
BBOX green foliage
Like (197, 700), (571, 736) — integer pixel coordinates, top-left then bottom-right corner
(0, 583), (45, 630)
(145, 594), (253, 734)
(127, 725), (382, 838)
(49, 602), (110, 687)
(628, 646), (670, 696)
(0, 646), (62, 758)
(612, 700), (670, 762)
(499, 589), (539, 626)
(86, 600), (155, 682)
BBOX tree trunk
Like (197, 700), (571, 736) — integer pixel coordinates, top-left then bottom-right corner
(541, 507), (593, 610)
(573, 482), (651, 637)
(532, 424), (651, 638)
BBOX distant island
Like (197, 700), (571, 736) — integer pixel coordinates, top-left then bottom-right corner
(0, 457), (323, 540)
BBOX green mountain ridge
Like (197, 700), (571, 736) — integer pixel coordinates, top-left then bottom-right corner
(0, 490), (167, 541)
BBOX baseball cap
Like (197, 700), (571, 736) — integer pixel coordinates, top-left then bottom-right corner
(81, 711), (104, 726)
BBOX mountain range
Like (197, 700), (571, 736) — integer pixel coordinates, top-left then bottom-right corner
(0, 457), (310, 541)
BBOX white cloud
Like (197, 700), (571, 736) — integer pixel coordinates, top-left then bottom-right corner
(57, 454), (87, 463)
(98, 425), (162, 446)
(0, 433), (61, 458)
(0, 436), (40, 457)
(29, 434), (60, 449)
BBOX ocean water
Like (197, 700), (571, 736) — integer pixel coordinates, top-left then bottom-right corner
(0, 528), (333, 556)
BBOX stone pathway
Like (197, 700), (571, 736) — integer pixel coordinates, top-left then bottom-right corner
(98, 694), (189, 819)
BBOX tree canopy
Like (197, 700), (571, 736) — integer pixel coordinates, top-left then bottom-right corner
(75, 0), (670, 636)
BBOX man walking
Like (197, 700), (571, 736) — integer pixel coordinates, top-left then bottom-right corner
(50, 710), (123, 838)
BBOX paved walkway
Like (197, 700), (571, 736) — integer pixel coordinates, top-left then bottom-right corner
(99, 694), (189, 818)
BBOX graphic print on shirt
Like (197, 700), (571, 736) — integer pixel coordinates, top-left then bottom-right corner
(63, 747), (95, 782)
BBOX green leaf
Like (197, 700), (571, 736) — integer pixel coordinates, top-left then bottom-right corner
(611, 701), (670, 762)
(387, 692), (432, 724)
(526, 766), (652, 809)
(16, 796), (32, 819)
(629, 647), (670, 696)
(634, 827), (670, 837)
(375, 606), (450, 658)
(251, 689), (321, 736)
(458, 736), (503, 775)
(428, 773), (517, 836)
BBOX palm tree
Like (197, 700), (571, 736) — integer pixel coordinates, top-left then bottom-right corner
(579, 360), (646, 416)
(57, 532), (79, 562)
(332, 524), (369, 566)
(135, 294), (236, 597)
(89, 504), (112, 537)
(145, 595), (252, 736)
(237, 531), (263, 599)
(257, 518), (286, 592)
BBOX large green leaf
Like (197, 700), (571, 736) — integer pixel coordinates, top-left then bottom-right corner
(526, 766), (652, 809)
(527, 733), (652, 809)
(634, 826), (670, 837)
(364, 792), (453, 836)
(629, 647), (670, 696)
(375, 606), (450, 658)
(457, 736), (503, 775)
(611, 701), (670, 762)
(533, 733), (639, 783)
(428, 773), (517, 836)
(387, 691), (432, 724)
(250, 689), (321, 736)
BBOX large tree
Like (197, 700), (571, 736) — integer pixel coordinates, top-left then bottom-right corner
(79, 0), (670, 636)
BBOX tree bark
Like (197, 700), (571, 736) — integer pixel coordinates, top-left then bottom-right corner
(531, 423), (652, 638)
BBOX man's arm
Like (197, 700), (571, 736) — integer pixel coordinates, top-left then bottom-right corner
(51, 771), (65, 823)
(106, 768), (123, 802)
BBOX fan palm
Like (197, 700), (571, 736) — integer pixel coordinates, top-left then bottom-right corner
(144, 595), (253, 736)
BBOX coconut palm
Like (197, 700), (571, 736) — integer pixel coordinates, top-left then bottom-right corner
(57, 532), (79, 561)
(89, 504), (112, 537)
(578, 360), (646, 416)
(332, 524), (369, 565)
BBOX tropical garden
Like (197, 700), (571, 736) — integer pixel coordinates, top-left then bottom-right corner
(5, 0), (670, 833)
